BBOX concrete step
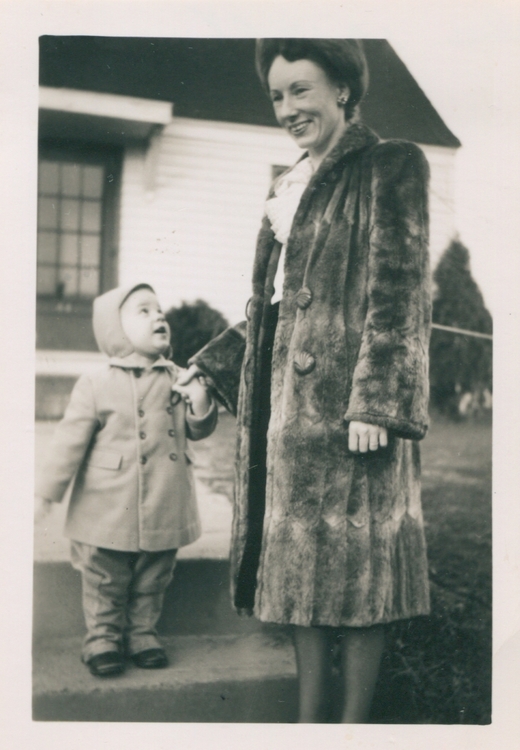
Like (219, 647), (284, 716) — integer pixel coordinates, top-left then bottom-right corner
(33, 632), (297, 722)
(33, 559), (299, 722)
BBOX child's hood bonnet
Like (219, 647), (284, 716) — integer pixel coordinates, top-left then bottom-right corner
(93, 283), (155, 357)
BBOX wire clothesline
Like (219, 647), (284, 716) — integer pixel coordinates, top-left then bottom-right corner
(431, 323), (493, 341)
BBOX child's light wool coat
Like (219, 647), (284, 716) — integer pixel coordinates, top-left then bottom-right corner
(193, 123), (432, 627)
(36, 358), (217, 551)
(37, 281), (218, 553)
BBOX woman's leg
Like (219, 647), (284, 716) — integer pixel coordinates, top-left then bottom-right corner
(293, 625), (334, 723)
(338, 625), (386, 723)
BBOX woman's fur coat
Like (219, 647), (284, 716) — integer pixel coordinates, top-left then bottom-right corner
(193, 123), (432, 627)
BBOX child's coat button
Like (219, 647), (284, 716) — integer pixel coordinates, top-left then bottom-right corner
(169, 453), (178, 461)
(166, 406), (173, 414)
(140, 456), (147, 464)
(138, 409), (145, 417)
(168, 429), (175, 437)
(139, 431), (146, 439)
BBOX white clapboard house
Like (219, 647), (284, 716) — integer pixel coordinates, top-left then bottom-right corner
(36, 38), (460, 418)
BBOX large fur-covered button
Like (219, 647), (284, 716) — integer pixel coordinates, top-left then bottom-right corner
(293, 351), (316, 375)
(295, 286), (313, 310)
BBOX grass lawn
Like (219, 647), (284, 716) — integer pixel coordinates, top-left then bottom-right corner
(204, 411), (492, 724)
(372, 415), (492, 724)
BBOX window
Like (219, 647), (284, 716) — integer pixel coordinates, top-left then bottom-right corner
(37, 145), (120, 300)
(37, 160), (104, 298)
(36, 143), (121, 350)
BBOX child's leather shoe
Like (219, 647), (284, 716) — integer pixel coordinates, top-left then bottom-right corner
(131, 648), (168, 669)
(86, 651), (125, 677)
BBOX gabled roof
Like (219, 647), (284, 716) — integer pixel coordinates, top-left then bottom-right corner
(361, 40), (460, 147)
(39, 37), (460, 149)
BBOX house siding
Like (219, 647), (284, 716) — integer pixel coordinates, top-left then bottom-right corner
(420, 144), (457, 267)
(118, 117), (300, 325)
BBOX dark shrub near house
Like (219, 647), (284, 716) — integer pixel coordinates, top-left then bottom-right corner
(165, 300), (229, 368)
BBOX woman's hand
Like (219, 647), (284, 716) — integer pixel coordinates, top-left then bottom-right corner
(173, 378), (211, 417)
(176, 364), (202, 386)
(348, 421), (388, 453)
(174, 365), (213, 416)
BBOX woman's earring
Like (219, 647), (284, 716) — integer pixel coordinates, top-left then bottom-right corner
(337, 93), (349, 106)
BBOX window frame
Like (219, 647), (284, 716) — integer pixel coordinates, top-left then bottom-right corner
(37, 140), (122, 302)
(36, 140), (122, 351)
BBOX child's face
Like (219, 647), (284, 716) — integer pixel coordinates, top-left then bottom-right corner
(119, 288), (170, 360)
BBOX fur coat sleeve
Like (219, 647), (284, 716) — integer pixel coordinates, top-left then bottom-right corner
(344, 140), (431, 440)
(189, 321), (247, 416)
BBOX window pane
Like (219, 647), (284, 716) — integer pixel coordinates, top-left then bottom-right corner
(61, 199), (80, 231)
(80, 235), (101, 267)
(83, 165), (104, 198)
(61, 163), (81, 196)
(37, 266), (56, 295)
(37, 231), (58, 263)
(58, 266), (78, 297)
(79, 268), (100, 297)
(60, 234), (79, 265)
(39, 161), (60, 194)
(81, 201), (102, 232)
(38, 197), (58, 229)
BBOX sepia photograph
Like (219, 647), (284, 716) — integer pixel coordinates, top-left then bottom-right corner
(1, 1), (519, 747)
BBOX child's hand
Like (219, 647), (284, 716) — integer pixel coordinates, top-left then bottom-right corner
(173, 375), (211, 416)
(35, 496), (53, 524)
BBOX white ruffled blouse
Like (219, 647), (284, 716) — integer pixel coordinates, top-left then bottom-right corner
(265, 157), (314, 303)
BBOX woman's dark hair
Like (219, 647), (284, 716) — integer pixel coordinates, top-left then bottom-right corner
(255, 39), (369, 121)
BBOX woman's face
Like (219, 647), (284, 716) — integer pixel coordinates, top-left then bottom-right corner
(267, 55), (349, 164)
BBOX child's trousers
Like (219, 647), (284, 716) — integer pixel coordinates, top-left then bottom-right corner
(70, 541), (177, 662)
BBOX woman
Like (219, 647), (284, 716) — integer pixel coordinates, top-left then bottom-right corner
(180, 39), (431, 723)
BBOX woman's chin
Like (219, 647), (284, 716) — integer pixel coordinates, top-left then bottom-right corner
(291, 134), (315, 151)
(290, 132), (327, 155)
(286, 125), (312, 148)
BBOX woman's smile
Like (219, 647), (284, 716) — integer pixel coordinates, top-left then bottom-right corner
(289, 119), (311, 134)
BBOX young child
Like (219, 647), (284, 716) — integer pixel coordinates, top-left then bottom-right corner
(35, 283), (217, 677)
